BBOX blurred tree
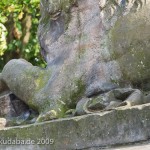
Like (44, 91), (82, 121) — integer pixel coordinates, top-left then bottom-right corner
(0, 0), (46, 71)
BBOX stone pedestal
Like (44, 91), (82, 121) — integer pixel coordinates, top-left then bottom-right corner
(0, 103), (150, 150)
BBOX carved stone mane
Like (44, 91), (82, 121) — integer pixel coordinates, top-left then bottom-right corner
(100, 0), (147, 13)
(99, 0), (147, 31)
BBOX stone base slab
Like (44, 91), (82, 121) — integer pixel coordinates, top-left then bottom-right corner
(0, 103), (150, 150)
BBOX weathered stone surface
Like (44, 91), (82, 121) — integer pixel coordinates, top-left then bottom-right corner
(75, 88), (150, 115)
(0, 73), (8, 93)
(1, 59), (54, 120)
(1, 0), (150, 122)
(0, 104), (150, 150)
(0, 0), (150, 149)
(86, 142), (150, 150)
(108, 3), (150, 84)
(107, 142), (150, 150)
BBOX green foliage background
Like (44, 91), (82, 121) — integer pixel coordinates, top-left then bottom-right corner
(0, 0), (46, 71)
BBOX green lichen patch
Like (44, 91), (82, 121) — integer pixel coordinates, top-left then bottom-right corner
(61, 77), (86, 110)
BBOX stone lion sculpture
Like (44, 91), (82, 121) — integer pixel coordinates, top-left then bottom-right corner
(0, 0), (150, 124)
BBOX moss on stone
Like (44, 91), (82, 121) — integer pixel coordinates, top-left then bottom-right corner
(61, 77), (86, 110)
(29, 75), (86, 121)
